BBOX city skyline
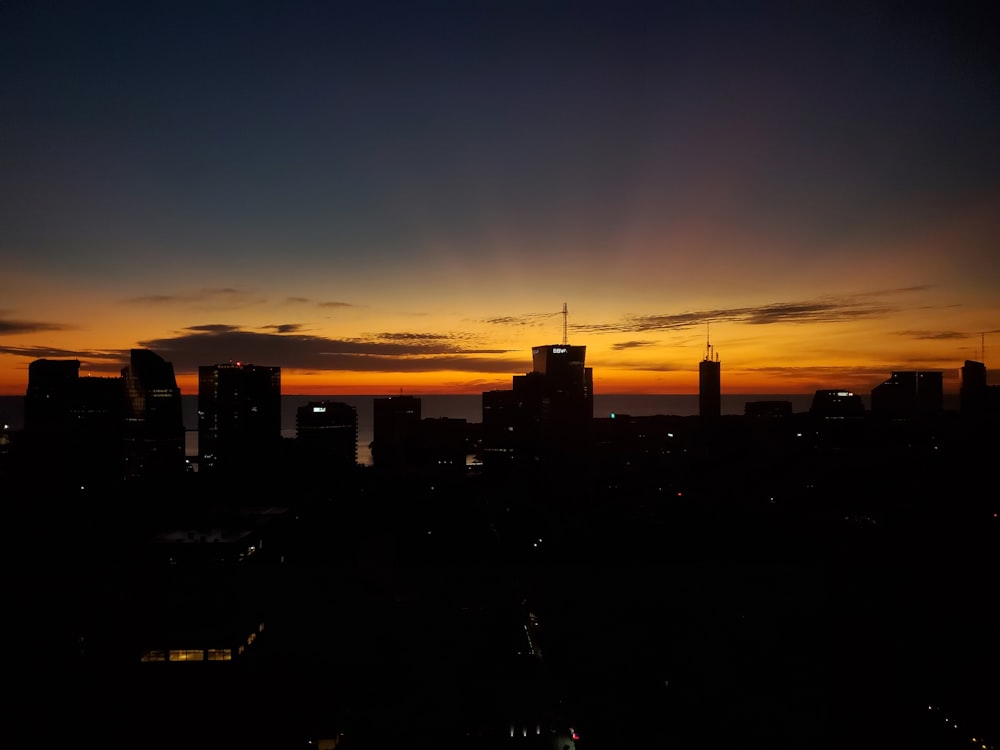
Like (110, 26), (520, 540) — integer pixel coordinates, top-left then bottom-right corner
(2, 1), (998, 396)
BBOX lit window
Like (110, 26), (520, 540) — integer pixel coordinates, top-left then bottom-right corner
(168, 649), (204, 662)
(207, 649), (232, 661)
(141, 650), (166, 662)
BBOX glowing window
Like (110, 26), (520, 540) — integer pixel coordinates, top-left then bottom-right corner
(140, 650), (166, 662)
(206, 649), (232, 661)
(168, 649), (204, 662)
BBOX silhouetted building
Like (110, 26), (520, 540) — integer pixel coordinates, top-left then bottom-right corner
(482, 388), (542, 469)
(418, 416), (468, 475)
(699, 336), (721, 419)
(960, 359), (1000, 420)
(529, 344), (594, 425)
(809, 389), (865, 419)
(372, 395), (421, 470)
(198, 362), (281, 473)
(745, 400), (792, 418)
(121, 349), (185, 480)
(870, 371), (943, 419)
(296, 400), (358, 469)
(481, 341), (594, 472)
(23, 358), (124, 484)
(24, 358), (84, 434)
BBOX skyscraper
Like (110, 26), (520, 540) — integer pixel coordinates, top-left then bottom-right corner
(960, 359), (997, 419)
(699, 331), (721, 419)
(121, 349), (185, 479)
(372, 395), (421, 470)
(480, 311), (594, 471)
(528, 344), (594, 425)
(198, 362), (281, 473)
(23, 358), (124, 485)
(870, 371), (943, 419)
(296, 400), (358, 469)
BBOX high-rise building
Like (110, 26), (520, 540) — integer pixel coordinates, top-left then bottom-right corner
(296, 400), (358, 469)
(699, 332), (721, 419)
(528, 344), (594, 425)
(23, 358), (124, 484)
(121, 349), (185, 479)
(372, 395), (421, 469)
(480, 315), (594, 471)
(870, 371), (943, 419)
(198, 362), (281, 473)
(810, 389), (865, 419)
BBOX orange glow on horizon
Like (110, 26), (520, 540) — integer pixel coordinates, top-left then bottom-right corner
(0, 362), (975, 398)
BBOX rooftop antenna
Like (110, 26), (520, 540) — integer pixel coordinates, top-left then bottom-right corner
(704, 322), (718, 362)
(562, 301), (568, 346)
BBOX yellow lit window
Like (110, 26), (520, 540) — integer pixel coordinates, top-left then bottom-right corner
(206, 649), (232, 661)
(168, 649), (204, 662)
(140, 650), (166, 662)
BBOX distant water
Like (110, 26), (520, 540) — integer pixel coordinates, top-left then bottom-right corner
(2, 393), (826, 466)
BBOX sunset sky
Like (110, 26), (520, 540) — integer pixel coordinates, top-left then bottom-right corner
(2, 1), (998, 397)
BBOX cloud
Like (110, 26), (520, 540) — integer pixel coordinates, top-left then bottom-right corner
(136, 326), (523, 374)
(318, 301), (354, 308)
(0, 316), (68, 335)
(185, 324), (241, 333)
(121, 288), (264, 308)
(892, 330), (968, 341)
(0, 345), (126, 374)
(598, 361), (686, 373)
(610, 340), (658, 351)
(286, 297), (310, 304)
(484, 310), (563, 326)
(571, 293), (913, 335)
(374, 332), (453, 341)
(262, 323), (305, 334)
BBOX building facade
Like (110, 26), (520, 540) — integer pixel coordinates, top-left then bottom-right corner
(870, 371), (943, 419)
(296, 400), (358, 469)
(122, 349), (185, 479)
(198, 363), (281, 473)
(699, 336), (721, 419)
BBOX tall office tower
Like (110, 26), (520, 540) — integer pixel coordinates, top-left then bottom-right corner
(870, 370), (943, 419)
(198, 362), (281, 473)
(24, 358), (82, 434)
(482, 387), (542, 469)
(528, 343), (594, 425)
(960, 359), (990, 418)
(418, 416), (468, 474)
(699, 332), (721, 419)
(480, 339), (594, 474)
(24, 358), (124, 484)
(809, 389), (866, 419)
(372, 395), (421, 469)
(121, 349), (185, 480)
(296, 400), (358, 469)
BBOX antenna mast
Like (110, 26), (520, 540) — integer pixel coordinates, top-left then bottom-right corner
(562, 302), (568, 346)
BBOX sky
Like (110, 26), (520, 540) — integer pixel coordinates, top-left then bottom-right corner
(2, 0), (998, 396)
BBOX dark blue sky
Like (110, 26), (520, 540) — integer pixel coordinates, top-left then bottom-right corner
(2, 1), (998, 394)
